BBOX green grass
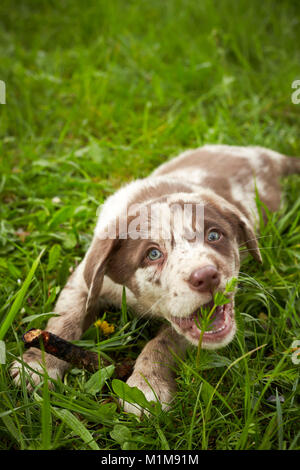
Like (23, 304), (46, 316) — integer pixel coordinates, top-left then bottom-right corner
(0, 0), (299, 450)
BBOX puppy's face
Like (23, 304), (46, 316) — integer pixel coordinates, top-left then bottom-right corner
(86, 194), (261, 350)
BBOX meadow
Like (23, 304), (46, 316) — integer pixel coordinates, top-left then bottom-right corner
(0, 0), (299, 450)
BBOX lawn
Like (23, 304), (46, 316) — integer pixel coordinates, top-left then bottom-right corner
(0, 0), (299, 450)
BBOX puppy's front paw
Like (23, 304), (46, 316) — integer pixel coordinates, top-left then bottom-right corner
(121, 371), (175, 417)
(10, 349), (66, 390)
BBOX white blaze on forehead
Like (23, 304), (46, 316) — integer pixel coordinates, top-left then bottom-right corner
(149, 202), (171, 241)
(147, 198), (206, 243)
(166, 192), (206, 204)
(94, 176), (198, 239)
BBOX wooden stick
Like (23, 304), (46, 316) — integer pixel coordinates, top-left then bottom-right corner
(22, 328), (134, 378)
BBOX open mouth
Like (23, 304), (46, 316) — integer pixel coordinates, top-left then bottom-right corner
(170, 299), (235, 347)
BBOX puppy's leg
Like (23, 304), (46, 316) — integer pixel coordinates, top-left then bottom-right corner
(11, 262), (91, 388)
(123, 326), (187, 416)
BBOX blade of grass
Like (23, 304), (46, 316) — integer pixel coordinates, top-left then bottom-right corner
(168, 348), (240, 423)
(1, 414), (25, 448)
(121, 286), (128, 326)
(52, 407), (100, 450)
(289, 431), (300, 450)
(34, 392), (100, 450)
(258, 414), (277, 450)
(236, 353), (287, 449)
(201, 344), (267, 449)
(0, 249), (45, 340)
(187, 383), (203, 450)
(154, 422), (170, 450)
(41, 354), (52, 450)
(276, 388), (284, 450)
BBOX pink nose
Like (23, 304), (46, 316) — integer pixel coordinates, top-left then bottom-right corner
(188, 265), (220, 292)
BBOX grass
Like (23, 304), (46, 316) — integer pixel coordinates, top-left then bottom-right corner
(0, 0), (300, 450)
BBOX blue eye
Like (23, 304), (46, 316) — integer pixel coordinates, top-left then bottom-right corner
(147, 248), (163, 261)
(207, 230), (221, 242)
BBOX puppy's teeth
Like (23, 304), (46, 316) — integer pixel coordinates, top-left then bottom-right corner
(205, 325), (226, 334)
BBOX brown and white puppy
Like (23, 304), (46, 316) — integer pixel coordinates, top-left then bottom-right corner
(11, 145), (300, 415)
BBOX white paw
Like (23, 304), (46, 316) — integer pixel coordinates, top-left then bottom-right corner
(120, 372), (174, 417)
(10, 358), (63, 390)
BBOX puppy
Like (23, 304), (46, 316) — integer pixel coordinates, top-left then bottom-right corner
(11, 145), (300, 415)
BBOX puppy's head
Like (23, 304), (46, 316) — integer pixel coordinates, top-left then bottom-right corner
(84, 192), (261, 350)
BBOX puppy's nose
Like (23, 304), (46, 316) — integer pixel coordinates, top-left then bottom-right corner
(188, 265), (220, 292)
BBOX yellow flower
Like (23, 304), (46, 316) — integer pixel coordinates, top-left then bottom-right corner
(94, 319), (115, 336)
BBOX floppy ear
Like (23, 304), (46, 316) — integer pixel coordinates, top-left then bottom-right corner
(83, 237), (117, 318)
(237, 217), (262, 264)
